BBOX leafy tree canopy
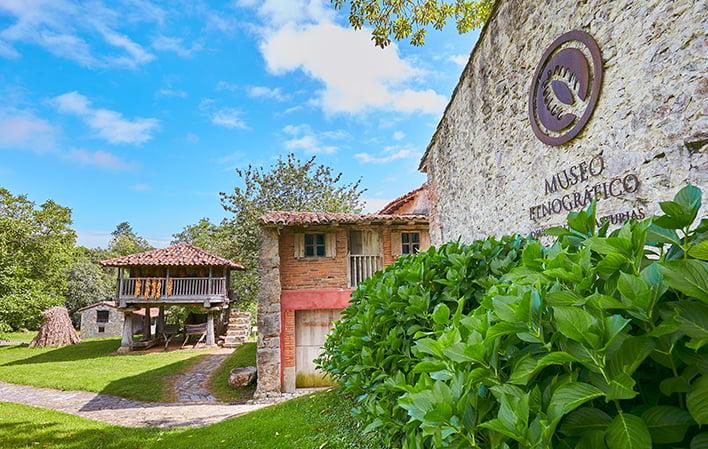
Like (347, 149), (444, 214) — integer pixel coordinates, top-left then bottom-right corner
(0, 187), (76, 331)
(333, 0), (495, 47)
(107, 221), (153, 257)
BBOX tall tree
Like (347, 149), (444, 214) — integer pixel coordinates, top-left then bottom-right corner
(333, 0), (495, 47)
(171, 218), (226, 255)
(108, 221), (153, 256)
(64, 249), (115, 326)
(212, 154), (365, 306)
(0, 188), (76, 331)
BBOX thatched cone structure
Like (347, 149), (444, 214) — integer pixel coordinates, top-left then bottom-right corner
(30, 306), (80, 348)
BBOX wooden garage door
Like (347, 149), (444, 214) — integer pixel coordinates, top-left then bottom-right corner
(295, 309), (341, 387)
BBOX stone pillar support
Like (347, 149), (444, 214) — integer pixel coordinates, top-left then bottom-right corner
(156, 306), (165, 338)
(118, 310), (134, 354)
(142, 308), (152, 341)
(206, 311), (216, 347)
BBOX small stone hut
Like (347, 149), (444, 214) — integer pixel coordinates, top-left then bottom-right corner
(78, 301), (157, 339)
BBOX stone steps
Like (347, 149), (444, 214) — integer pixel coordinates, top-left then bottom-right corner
(223, 310), (251, 348)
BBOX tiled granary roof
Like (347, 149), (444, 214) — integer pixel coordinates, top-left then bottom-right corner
(100, 243), (244, 268)
(378, 184), (428, 215)
(259, 211), (428, 227)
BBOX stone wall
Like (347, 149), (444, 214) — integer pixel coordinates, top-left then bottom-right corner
(255, 227), (282, 396)
(80, 305), (123, 339)
(422, 0), (707, 243)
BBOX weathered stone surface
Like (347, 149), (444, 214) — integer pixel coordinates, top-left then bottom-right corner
(256, 228), (282, 394)
(422, 0), (707, 243)
(229, 366), (257, 387)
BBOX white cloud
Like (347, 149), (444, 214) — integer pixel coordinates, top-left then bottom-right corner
(64, 148), (134, 170)
(282, 123), (342, 154)
(448, 54), (468, 66)
(392, 131), (405, 141)
(362, 197), (393, 213)
(199, 98), (248, 130)
(210, 108), (247, 129)
(52, 91), (159, 145)
(261, 22), (447, 115)
(157, 88), (187, 98)
(354, 145), (420, 164)
(186, 132), (199, 144)
(152, 35), (202, 58)
(235, 0), (333, 27)
(247, 85), (289, 101)
(0, 109), (56, 151)
(0, 1), (156, 68)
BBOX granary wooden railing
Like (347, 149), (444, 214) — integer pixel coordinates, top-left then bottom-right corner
(348, 254), (384, 288)
(118, 277), (227, 300)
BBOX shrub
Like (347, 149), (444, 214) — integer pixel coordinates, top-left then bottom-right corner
(319, 236), (527, 445)
(321, 185), (707, 449)
(0, 288), (64, 331)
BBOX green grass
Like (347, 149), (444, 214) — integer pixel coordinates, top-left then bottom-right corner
(0, 338), (208, 402)
(0, 331), (35, 343)
(208, 342), (257, 403)
(0, 391), (386, 449)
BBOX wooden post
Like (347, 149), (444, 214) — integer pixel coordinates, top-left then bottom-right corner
(206, 310), (215, 346)
(143, 308), (152, 341)
(208, 266), (213, 295)
(156, 306), (165, 338)
(117, 268), (123, 300)
(165, 267), (170, 297)
(119, 310), (133, 353)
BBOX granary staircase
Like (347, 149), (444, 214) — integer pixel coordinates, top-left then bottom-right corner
(222, 310), (251, 348)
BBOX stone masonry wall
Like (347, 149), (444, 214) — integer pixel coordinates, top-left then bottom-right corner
(255, 228), (282, 396)
(424, 0), (707, 243)
(80, 305), (123, 339)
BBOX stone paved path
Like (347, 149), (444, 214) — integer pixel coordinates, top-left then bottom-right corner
(174, 350), (232, 403)
(0, 381), (268, 428)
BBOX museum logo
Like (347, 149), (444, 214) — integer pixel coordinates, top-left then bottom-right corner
(528, 30), (603, 146)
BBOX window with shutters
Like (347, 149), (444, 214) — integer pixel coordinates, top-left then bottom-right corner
(401, 232), (420, 254)
(304, 233), (326, 257)
(96, 310), (109, 323)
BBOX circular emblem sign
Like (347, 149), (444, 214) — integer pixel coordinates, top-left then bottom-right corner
(528, 30), (603, 146)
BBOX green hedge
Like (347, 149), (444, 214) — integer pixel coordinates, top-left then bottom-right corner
(320, 185), (707, 449)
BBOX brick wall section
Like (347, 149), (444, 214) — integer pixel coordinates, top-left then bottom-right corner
(282, 310), (295, 369)
(382, 227), (394, 265)
(279, 228), (349, 289)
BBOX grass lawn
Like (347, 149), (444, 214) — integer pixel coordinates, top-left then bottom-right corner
(0, 331), (36, 343)
(0, 338), (208, 402)
(208, 342), (256, 403)
(0, 390), (386, 449)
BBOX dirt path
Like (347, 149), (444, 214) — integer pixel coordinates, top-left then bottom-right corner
(0, 381), (268, 427)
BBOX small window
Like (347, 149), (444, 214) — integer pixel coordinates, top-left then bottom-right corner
(304, 233), (326, 257)
(401, 232), (420, 255)
(97, 310), (109, 324)
(98, 326), (105, 333)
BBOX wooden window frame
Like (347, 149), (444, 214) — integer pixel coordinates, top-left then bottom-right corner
(96, 310), (110, 324)
(304, 233), (326, 257)
(401, 232), (421, 255)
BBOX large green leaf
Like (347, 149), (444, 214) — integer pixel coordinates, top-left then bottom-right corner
(560, 407), (612, 436)
(689, 241), (708, 261)
(548, 382), (603, 423)
(605, 413), (652, 449)
(675, 184), (702, 219)
(641, 405), (695, 444)
(660, 259), (708, 303)
(553, 306), (596, 345)
(687, 375), (708, 425)
(617, 272), (652, 310)
(692, 433), (708, 449)
(676, 302), (708, 350)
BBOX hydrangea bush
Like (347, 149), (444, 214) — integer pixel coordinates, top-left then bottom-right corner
(319, 185), (707, 449)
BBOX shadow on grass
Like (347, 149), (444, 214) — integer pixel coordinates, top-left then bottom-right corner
(88, 355), (207, 404)
(0, 339), (121, 366)
(0, 419), (156, 449)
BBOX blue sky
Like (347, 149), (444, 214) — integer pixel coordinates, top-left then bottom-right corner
(0, 0), (479, 248)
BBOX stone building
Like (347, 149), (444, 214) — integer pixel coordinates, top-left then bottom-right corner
(78, 301), (156, 339)
(420, 0), (707, 243)
(255, 186), (430, 395)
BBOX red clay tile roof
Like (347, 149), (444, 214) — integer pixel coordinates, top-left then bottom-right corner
(259, 211), (428, 227)
(100, 243), (244, 269)
(378, 184), (428, 215)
